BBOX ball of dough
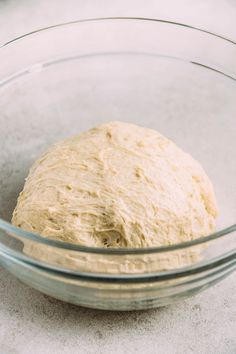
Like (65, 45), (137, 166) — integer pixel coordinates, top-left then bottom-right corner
(12, 121), (218, 248)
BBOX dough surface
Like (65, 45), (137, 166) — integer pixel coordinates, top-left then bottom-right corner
(12, 121), (218, 248)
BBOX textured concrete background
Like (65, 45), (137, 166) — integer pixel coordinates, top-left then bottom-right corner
(0, 1), (236, 353)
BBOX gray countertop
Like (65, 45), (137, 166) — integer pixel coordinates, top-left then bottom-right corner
(0, 1), (235, 353)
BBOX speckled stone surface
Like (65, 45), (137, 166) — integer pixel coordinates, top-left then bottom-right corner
(0, 1), (236, 353)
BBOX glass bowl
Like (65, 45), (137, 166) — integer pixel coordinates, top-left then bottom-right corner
(0, 18), (235, 310)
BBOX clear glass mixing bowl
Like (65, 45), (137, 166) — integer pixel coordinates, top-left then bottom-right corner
(0, 18), (235, 310)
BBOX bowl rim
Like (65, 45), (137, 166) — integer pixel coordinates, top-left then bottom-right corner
(1, 244), (236, 282)
(1, 16), (236, 48)
(1, 218), (236, 255)
(0, 16), (235, 256)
